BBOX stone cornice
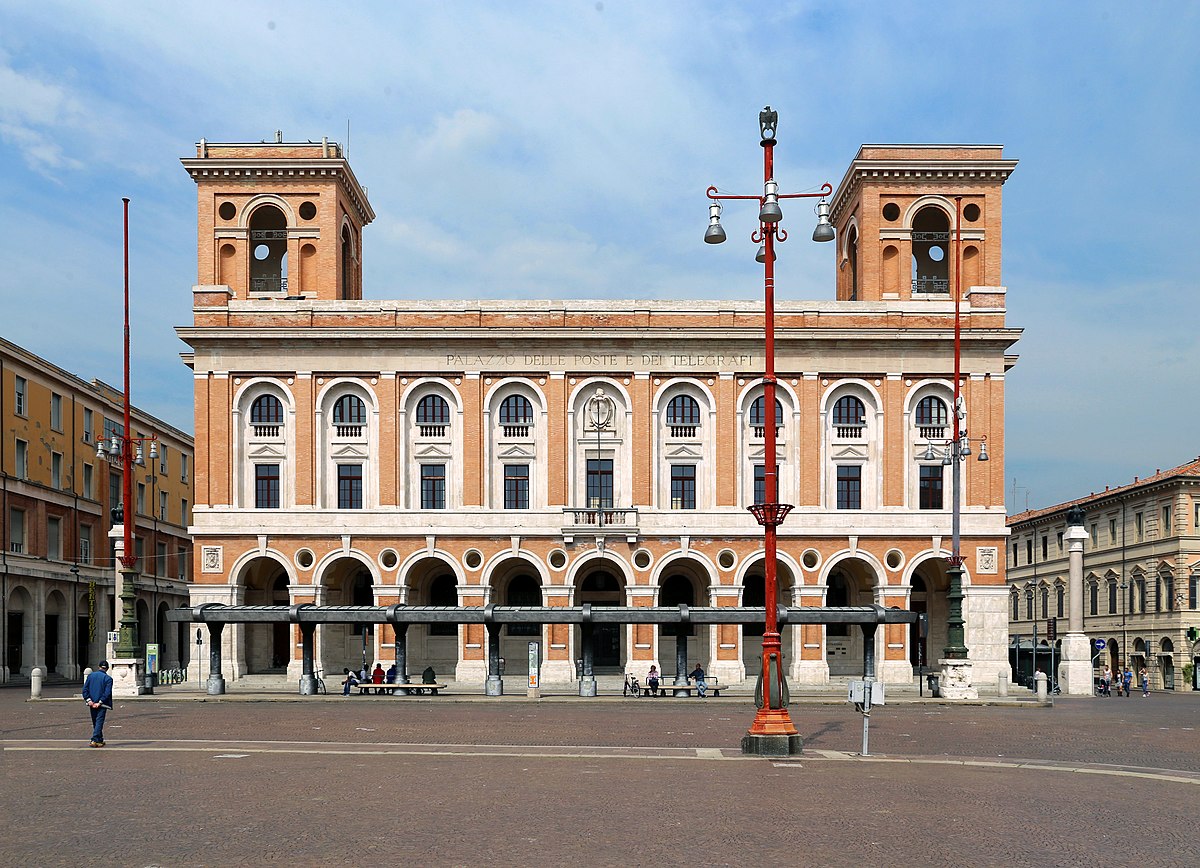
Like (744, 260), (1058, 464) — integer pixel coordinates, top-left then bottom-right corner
(831, 158), (1018, 223)
(180, 157), (375, 224)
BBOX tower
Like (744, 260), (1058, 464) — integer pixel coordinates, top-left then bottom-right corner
(181, 134), (375, 301)
(828, 146), (1017, 302)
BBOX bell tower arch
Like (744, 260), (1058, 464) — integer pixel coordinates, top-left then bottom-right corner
(182, 133), (375, 301)
(828, 145), (1017, 303)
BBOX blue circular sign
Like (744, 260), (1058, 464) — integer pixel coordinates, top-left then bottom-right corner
(1094, 639), (1107, 650)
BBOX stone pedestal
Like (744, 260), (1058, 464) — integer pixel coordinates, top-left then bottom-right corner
(110, 658), (146, 697)
(539, 660), (576, 685)
(1058, 632), (1094, 696)
(937, 658), (978, 700)
(790, 658), (830, 685)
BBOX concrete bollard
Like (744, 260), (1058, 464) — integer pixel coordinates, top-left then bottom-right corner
(30, 667), (44, 699)
(1035, 671), (1048, 702)
(997, 672), (1008, 698)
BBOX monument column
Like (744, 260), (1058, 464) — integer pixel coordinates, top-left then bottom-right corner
(1059, 505), (1093, 694)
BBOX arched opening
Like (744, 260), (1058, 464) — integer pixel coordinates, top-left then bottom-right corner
(962, 244), (980, 288)
(909, 576), (927, 671)
(249, 204), (288, 294)
(824, 558), (879, 676)
(156, 602), (170, 666)
(405, 558), (460, 679)
(319, 557), (374, 676)
(487, 560), (544, 676)
(242, 557), (292, 673)
(340, 224), (355, 299)
(740, 560), (793, 674)
(911, 559), (949, 671)
(659, 564), (709, 678)
(135, 598), (151, 661)
(882, 244), (899, 295)
(911, 205), (950, 294)
(1160, 638), (1175, 690)
(44, 590), (66, 675)
(846, 224), (859, 300)
(577, 567), (625, 671)
(6, 586), (33, 675)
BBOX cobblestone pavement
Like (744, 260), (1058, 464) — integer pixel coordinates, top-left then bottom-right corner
(3, 687), (1198, 866)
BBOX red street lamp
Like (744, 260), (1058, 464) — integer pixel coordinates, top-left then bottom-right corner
(705, 106), (834, 756)
(95, 197), (157, 660)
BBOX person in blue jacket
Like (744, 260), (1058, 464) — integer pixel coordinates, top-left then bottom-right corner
(82, 660), (114, 747)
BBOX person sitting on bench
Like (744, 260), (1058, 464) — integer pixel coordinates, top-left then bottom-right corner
(689, 662), (707, 697)
(646, 665), (661, 695)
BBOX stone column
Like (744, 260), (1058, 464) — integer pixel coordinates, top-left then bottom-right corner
(1058, 506), (1093, 695)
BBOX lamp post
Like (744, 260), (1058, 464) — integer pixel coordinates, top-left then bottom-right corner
(95, 198), (157, 663)
(704, 106), (834, 756)
(915, 196), (987, 699)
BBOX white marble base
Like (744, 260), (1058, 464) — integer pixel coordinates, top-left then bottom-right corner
(455, 660), (488, 688)
(109, 658), (145, 697)
(790, 658), (830, 685)
(937, 658), (978, 700)
(711, 660), (747, 687)
(878, 659), (915, 685)
(539, 660), (576, 685)
(1058, 632), (1095, 696)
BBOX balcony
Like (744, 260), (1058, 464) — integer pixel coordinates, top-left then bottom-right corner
(751, 425), (782, 440)
(250, 276), (288, 294)
(562, 507), (639, 545)
(334, 424), (364, 438)
(911, 276), (948, 294)
(253, 424), (281, 438)
(418, 424), (447, 438)
(668, 425), (697, 438)
(919, 425), (946, 440)
(502, 425), (530, 438)
(835, 425), (864, 439)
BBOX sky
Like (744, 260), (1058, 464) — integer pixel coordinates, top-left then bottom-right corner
(1, 2), (1197, 513)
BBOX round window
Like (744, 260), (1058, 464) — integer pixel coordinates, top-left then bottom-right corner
(548, 550), (568, 570)
(801, 549), (820, 570)
(299, 201), (317, 220)
(380, 549), (399, 570)
(218, 202), (236, 221)
(885, 549), (905, 571)
(464, 549), (483, 570)
(295, 549), (315, 570)
(717, 549), (737, 570)
(632, 550), (652, 570)
(963, 203), (981, 222)
(253, 244), (270, 261)
(882, 202), (900, 222)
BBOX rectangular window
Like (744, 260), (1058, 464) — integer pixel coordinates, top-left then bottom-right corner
(160, 490), (169, 521)
(1162, 505), (1172, 536)
(1056, 587), (1064, 618)
(14, 376), (26, 416)
(1090, 524), (1097, 545)
(47, 516), (61, 559)
(159, 443), (168, 475)
(8, 508), (25, 553)
(419, 464), (445, 510)
(109, 472), (121, 512)
(156, 541), (168, 578)
(918, 465), (944, 510)
(836, 466), (861, 510)
(1108, 583), (1117, 615)
(752, 464), (779, 506)
(79, 525), (92, 564)
(181, 499), (189, 525)
(136, 482), (146, 515)
(181, 454), (189, 482)
(338, 464), (364, 510)
(1026, 539), (1033, 564)
(1090, 583), (1098, 616)
(103, 417), (123, 444)
(15, 439), (28, 479)
(83, 408), (93, 443)
(1190, 576), (1198, 609)
(51, 393), (63, 431)
(1041, 536), (1048, 560)
(670, 464), (696, 510)
(503, 464), (529, 510)
(586, 459), (613, 509)
(1012, 543), (1018, 566)
(1137, 579), (1147, 613)
(51, 452), (63, 489)
(177, 548), (188, 580)
(1110, 518), (1117, 542)
(135, 536), (144, 564)
(1135, 512), (1143, 541)
(1025, 593), (1033, 620)
(255, 464), (281, 509)
(1056, 532), (1063, 553)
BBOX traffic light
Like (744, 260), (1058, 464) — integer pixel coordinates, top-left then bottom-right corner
(1047, 617), (1057, 641)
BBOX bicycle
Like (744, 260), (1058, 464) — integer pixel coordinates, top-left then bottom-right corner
(298, 669), (328, 695)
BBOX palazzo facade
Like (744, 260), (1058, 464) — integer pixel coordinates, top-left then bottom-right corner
(179, 139), (1019, 688)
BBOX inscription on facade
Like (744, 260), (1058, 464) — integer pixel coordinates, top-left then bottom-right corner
(445, 351), (758, 370)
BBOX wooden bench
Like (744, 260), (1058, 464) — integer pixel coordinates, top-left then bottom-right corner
(639, 677), (721, 697)
(354, 682), (446, 696)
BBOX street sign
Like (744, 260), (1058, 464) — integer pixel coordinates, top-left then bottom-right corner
(145, 643), (160, 674)
(107, 631), (120, 645)
(1094, 639), (1107, 650)
(527, 641), (540, 689)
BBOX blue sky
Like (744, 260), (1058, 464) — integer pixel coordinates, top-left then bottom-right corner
(1, 2), (1197, 512)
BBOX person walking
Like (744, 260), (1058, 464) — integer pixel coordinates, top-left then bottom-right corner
(1122, 666), (1133, 697)
(1140, 667), (1149, 697)
(1101, 666), (1112, 697)
(82, 661), (114, 747)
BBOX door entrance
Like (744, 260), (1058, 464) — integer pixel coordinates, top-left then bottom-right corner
(7, 612), (23, 673)
(594, 623), (620, 668)
(45, 614), (60, 674)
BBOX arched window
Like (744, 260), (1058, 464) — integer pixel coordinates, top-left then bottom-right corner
(249, 204), (288, 294)
(499, 394), (533, 437)
(416, 394), (450, 437)
(915, 396), (947, 438)
(749, 396), (783, 438)
(332, 395), (366, 437)
(666, 395), (700, 436)
(911, 205), (950, 294)
(832, 396), (865, 437)
(250, 395), (284, 436)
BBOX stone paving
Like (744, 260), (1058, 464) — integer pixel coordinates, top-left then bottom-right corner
(3, 685), (1198, 866)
